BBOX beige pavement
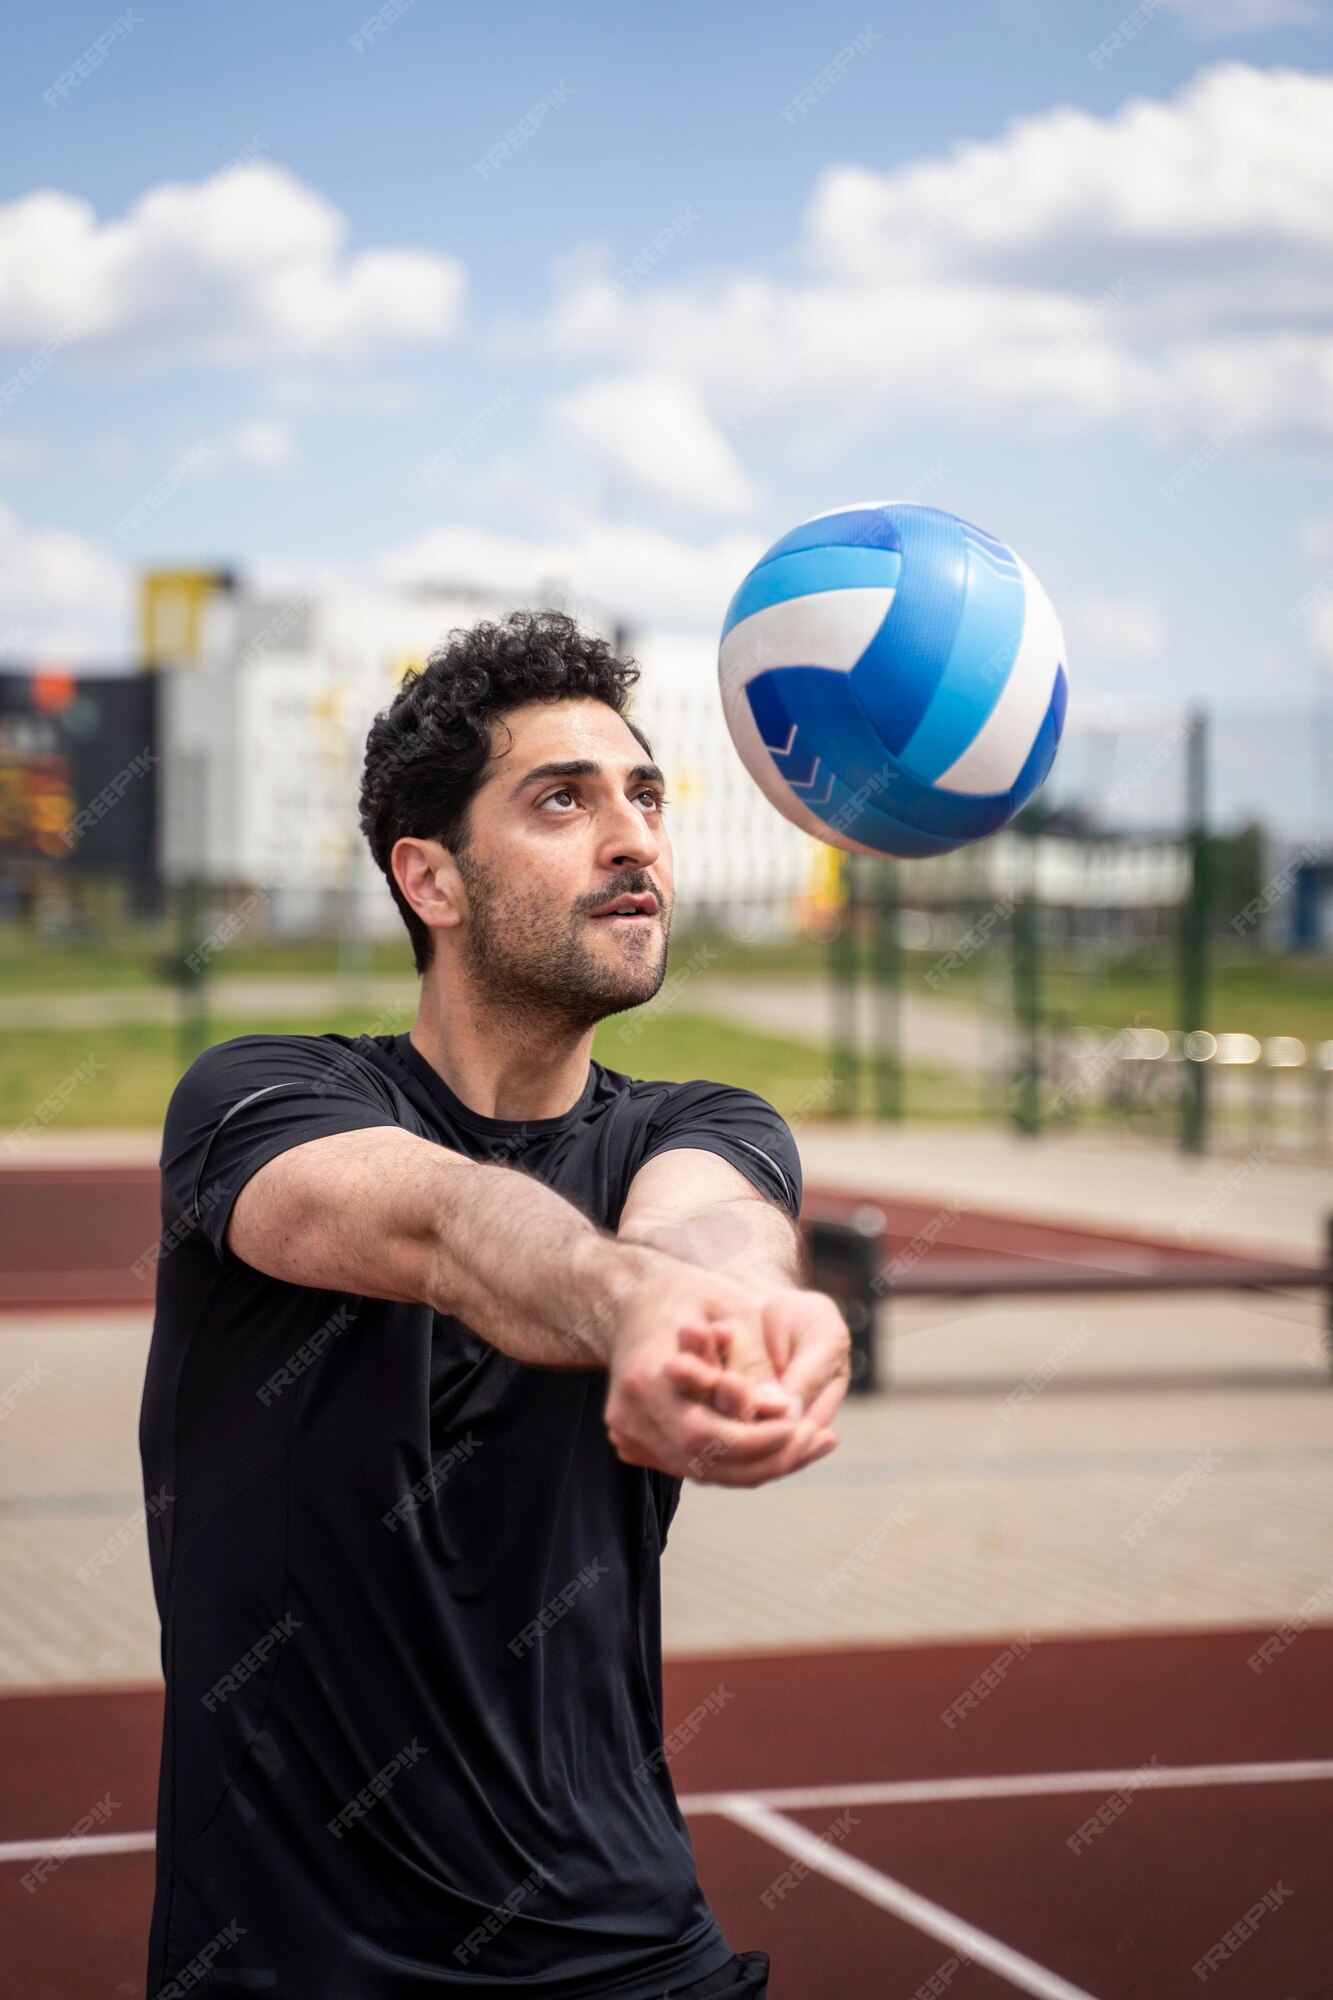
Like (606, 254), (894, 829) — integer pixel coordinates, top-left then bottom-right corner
(1, 1284), (1328, 1688)
(2, 1118), (1329, 1688)
(795, 1119), (1331, 1258)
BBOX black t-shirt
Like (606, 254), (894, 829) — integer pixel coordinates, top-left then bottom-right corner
(139, 1030), (801, 1998)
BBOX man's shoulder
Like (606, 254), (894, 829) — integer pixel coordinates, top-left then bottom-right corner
(167, 1032), (400, 1130)
(593, 1062), (787, 1123)
(590, 1064), (795, 1160)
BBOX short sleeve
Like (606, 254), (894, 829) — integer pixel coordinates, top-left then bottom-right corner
(160, 1034), (407, 1262)
(639, 1079), (803, 1220)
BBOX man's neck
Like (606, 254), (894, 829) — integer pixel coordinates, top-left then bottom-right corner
(409, 970), (595, 1123)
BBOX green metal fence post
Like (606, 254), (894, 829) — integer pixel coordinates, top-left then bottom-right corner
(868, 859), (904, 1120)
(1180, 708), (1211, 1157)
(1010, 820), (1043, 1136)
(829, 851), (860, 1118)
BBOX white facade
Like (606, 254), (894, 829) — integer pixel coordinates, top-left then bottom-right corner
(158, 586), (825, 936)
(157, 579), (1187, 934)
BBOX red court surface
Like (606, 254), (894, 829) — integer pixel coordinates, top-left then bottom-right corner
(3, 1165), (1324, 1312)
(3, 1627), (1330, 1997)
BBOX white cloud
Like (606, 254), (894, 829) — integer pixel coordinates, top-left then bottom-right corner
(1308, 599), (1333, 662)
(0, 434), (45, 476)
(0, 163), (466, 368)
(226, 419), (295, 467)
(804, 64), (1333, 278)
(268, 373), (421, 415)
(1160, 0), (1317, 32)
(373, 518), (763, 627)
(1064, 595), (1165, 660)
(1298, 514), (1333, 559)
(0, 502), (129, 660)
(553, 372), (759, 514)
(537, 64), (1333, 447)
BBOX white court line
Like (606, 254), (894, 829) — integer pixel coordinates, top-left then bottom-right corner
(3, 1756), (1331, 1869)
(679, 1755), (1333, 1817)
(721, 1797), (1098, 2000)
(0, 1830), (155, 1865)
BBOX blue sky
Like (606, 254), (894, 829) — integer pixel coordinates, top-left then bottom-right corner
(3, 0), (1332, 721)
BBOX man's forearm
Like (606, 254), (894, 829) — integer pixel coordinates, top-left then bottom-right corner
(424, 1157), (676, 1369)
(231, 1127), (669, 1369)
(620, 1196), (803, 1293)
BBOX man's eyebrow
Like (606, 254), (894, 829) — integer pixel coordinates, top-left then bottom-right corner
(509, 758), (666, 796)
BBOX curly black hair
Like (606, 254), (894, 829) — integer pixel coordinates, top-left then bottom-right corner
(359, 609), (652, 973)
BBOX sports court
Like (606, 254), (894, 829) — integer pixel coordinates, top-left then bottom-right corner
(4, 1125), (1330, 1996)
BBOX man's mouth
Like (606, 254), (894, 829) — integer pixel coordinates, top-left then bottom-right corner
(589, 892), (658, 923)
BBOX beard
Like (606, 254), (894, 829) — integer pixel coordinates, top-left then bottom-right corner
(454, 847), (672, 1032)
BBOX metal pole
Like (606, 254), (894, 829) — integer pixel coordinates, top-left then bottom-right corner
(176, 748), (209, 1069)
(1324, 1210), (1333, 1379)
(868, 859), (904, 1120)
(1180, 709), (1211, 1156)
(829, 850), (860, 1118)
(1010, 823), (1043, 1136)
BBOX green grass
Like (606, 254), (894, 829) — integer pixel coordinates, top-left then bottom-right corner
(0, 927), (416, 993)
(663, 928), (1332, 1042)
(0, 1008), (984, 1135)
(597, 1010), (985, 1121)
(6, 913), (1327, 1044)
(1034, 955), (1332, 1044)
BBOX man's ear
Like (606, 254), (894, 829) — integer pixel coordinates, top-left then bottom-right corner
(391, 837), (464, 939)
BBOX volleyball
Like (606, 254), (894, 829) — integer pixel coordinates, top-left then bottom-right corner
(718, 502), (1069, 858)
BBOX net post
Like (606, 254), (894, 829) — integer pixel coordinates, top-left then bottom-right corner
(829, 851), (860, 1118)
(1325, 1213), (1333, 1380)
(1180, 708), (1211, 1156)
(869, 858), (903, 1121)
(1010, 814), (1044, 1136)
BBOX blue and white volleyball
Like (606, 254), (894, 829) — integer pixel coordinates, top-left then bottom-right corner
(718, 503), (1069, 858)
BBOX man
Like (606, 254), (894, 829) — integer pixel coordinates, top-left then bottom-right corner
(140, 609), (850, 1998)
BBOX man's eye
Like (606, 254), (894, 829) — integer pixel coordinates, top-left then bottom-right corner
(637, 789), (667, 811)
(539, 788), (576, 810)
